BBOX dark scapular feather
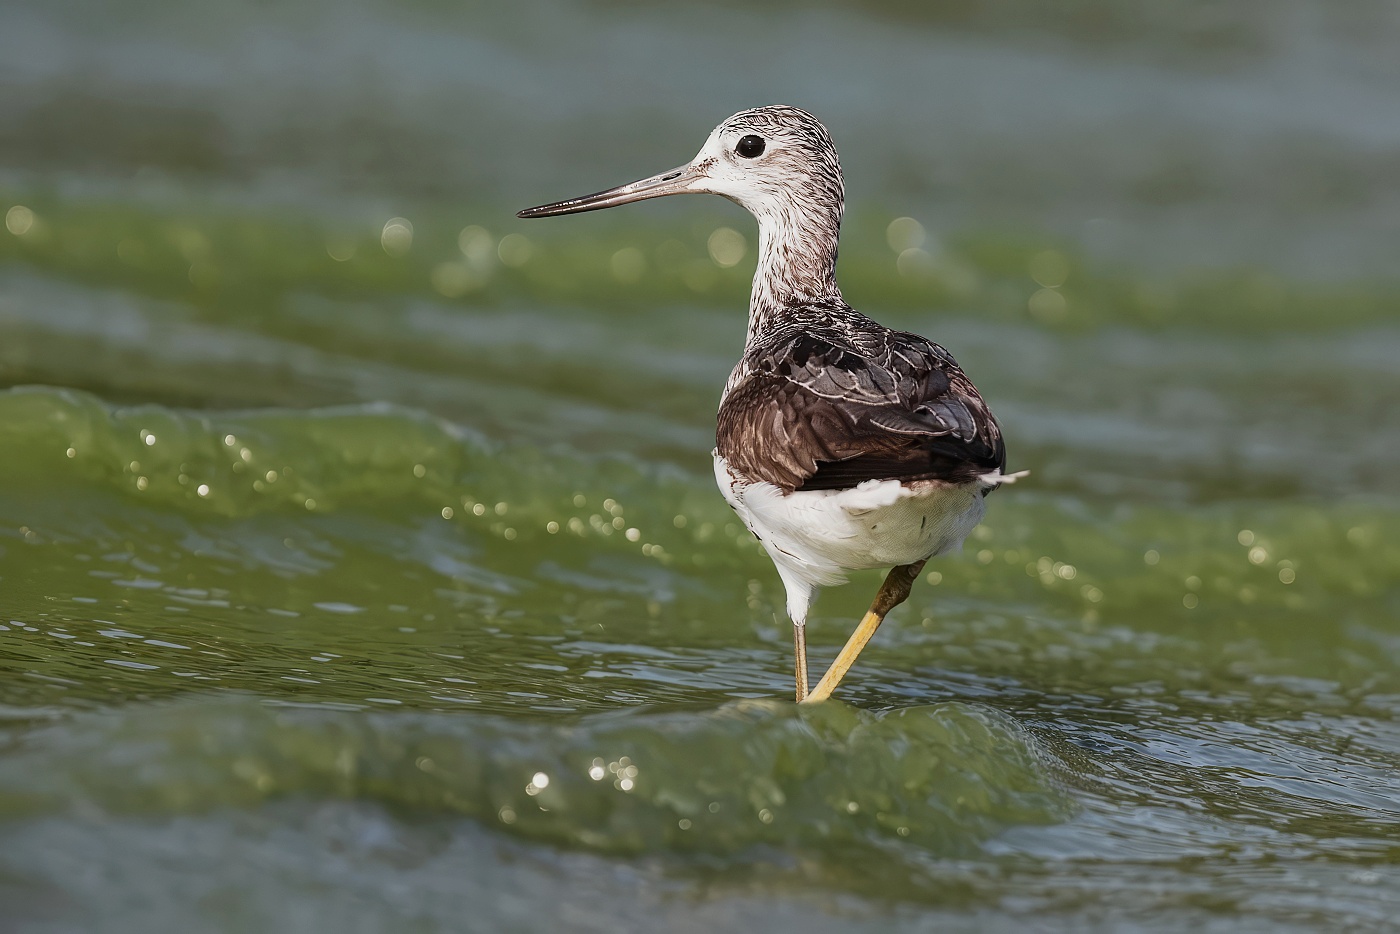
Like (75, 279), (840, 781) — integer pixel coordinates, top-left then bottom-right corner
(716, 304), (1006, 493)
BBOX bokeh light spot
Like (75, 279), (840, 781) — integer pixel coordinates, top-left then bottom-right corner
(381, 217), (414, 256)
(610, 247), (646, 282)
(886, 216), (925, 252)
(498, 233), (533, 267)
(1029, 250), (1069, 288)
(707, 227), (746, 268)
(1028, 287), (1067, 323)
(5, 205), (34, 236)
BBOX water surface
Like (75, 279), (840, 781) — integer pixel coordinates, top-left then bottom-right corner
(2, 2), (1400, 931)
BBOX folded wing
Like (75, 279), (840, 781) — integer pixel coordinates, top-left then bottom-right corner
(717, 325), (1005, 493)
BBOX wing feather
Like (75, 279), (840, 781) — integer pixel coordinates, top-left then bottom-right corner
(716, 322), (1005, 493)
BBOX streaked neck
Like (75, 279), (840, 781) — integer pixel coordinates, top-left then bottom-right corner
(746, 203), (844, 345)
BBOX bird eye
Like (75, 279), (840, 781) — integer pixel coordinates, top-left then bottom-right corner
(735, 135), (765, 158)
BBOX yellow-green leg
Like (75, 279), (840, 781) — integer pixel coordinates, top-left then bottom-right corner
(793, 621), (809, 702)
(801, 560), (927, 704)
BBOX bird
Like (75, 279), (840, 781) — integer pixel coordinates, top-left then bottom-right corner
(518, 105), (1019, 704)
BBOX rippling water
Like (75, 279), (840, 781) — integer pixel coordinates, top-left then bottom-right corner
(3, 2), (1400, 931)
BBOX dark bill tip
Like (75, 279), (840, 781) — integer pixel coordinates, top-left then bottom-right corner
(516, 164), (700, 219)
(516, 199), (600, 219)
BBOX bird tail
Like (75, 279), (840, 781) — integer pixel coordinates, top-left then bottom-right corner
(980, 468), (1029, 487)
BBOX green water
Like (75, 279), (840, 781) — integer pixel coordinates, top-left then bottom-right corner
(3, 2), (1400, 931)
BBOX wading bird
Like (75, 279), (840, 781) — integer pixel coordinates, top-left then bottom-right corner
(519, 106), (1018, 703)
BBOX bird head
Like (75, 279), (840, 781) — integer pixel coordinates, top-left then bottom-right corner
(517, 105), (844, 225)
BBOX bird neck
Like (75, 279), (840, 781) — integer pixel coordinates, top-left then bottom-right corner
(746, 204), (843, 345)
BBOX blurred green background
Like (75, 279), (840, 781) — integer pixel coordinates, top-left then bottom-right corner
(2, 2), (1399, 932)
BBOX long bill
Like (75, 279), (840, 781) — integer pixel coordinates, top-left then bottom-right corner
(517, 163), (704, 218)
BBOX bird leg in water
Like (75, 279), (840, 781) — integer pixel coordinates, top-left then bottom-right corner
(802, 560), (927, 704)
(793, 621), (809, 702)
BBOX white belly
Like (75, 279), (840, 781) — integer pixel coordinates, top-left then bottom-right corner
(713, 452), (987, 592)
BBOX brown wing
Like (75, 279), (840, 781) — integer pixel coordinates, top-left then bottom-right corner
(716, 330), (1005, 493)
